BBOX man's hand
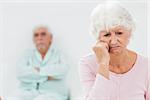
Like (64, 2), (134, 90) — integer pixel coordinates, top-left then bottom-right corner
(48, 76), (55, 80)
(93, 40), (110, 79)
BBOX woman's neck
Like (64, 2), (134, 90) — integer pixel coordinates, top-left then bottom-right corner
(109, 50), (137, 74)
(109, 50), (129, 67)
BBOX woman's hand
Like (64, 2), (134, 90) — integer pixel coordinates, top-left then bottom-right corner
(93, 41), (110, 64)
(93, 41), (110, 79)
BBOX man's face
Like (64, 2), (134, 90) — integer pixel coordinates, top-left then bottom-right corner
(33, 28), (52, 53)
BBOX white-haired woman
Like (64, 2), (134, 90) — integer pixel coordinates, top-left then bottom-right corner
(79, 3), (150, 100)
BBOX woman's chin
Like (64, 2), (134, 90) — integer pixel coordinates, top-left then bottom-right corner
(109, 48), (122, 55)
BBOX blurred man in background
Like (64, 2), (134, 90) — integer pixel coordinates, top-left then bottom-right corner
(7, 25), (69, 100)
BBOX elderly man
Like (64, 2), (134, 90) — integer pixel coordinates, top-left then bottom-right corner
(7, 26), (69, 100)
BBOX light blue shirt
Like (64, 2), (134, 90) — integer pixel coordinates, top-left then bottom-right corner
(16, 44), (69, 100)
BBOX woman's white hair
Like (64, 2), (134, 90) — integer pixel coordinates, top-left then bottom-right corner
(90, 2), (135, 39)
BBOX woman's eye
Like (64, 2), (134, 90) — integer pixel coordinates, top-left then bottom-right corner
(104, 33), (111, 37)
(116, 32), (123, 35)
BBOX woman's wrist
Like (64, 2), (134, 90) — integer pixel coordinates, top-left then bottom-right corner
(97, 64), (110, 79)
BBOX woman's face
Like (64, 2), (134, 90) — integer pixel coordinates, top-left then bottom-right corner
(99, 26), (131, 55)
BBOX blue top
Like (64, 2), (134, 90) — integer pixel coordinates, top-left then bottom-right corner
(16, 44), (69, 100)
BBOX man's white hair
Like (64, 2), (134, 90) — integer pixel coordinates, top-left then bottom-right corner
(90, 2), (135, 39)
(33, 25), (52, 36)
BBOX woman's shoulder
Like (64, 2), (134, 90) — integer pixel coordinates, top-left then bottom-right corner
(80, 52), (97, 63)
(79, 53), (98, 74)
(137, 54), (150, 64)
(136, 54), (150, 72)
(79, 52), (98, 68)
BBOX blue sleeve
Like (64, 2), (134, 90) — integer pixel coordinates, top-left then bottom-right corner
(39, 52), (69, 79)
(16, 50), (47, 83)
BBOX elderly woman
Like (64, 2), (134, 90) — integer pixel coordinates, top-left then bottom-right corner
(79, 3), (149, 100)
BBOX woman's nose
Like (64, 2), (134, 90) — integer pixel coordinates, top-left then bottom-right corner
(110, 35), (118, 44)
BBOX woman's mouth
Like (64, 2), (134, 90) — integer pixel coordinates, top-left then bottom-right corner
(109, 46), (120, 51)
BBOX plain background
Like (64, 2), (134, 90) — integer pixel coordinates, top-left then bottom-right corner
(0, 0), (149, 99)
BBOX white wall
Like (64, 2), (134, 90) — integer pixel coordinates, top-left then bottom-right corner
(0, 3), (3, 98)
(0, 0), (149, 99)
